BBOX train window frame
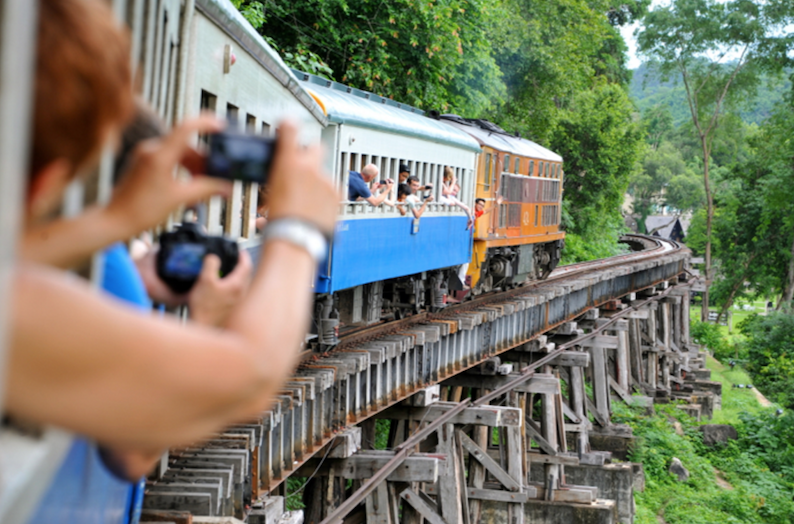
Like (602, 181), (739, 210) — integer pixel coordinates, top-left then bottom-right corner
(484, 153), (492, 191)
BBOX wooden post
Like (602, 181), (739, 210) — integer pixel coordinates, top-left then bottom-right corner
(468, 390), (490, 524)
(437, 424), (463, 524)
(506, 391), (525, 524)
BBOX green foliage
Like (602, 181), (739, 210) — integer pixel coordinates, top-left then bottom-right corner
(741, 311), (794, 409)
(691, 320), (734, 361)
(613, 392), (794, 524)
(630, 63), (792, 127)
(551, 82), (644, 243)
(232, 0), (507, 116)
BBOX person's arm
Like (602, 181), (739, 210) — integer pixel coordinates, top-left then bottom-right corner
(365, 182), (393, 206)
(7, 122), (339, 450)
(480, 195), (504, 217)
(20, 116), (232, 269)
(396, 203), (407, 216)
(412, 194), (433, 219)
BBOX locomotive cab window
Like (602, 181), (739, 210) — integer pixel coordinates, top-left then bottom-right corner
(484, 153), (492, 191)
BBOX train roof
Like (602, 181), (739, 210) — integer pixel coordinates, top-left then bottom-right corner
(197, 0), (327, 125)
(294, 71), (482, 153)
(437, 115), (562, 162)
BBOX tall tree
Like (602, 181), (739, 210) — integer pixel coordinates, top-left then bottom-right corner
(232, 0), (506, 116)
(637, 0), (794, 321)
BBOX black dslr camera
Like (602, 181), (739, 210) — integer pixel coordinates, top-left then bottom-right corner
(205, 131), (277, 184)
(156, 222), (239, 294)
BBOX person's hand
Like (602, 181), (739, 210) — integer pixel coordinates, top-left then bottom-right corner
(496, 195), (504, 205)
(266, 121), (339, 235)
(99, 447), (163, 481)
(425, 194), (435, 203)
(135, 248), (184, 306)
(188, 252), (253, 327)
(104, 115), (232, 235)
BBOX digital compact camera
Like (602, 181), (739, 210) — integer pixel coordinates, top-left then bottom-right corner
(156, 222), (239, 294)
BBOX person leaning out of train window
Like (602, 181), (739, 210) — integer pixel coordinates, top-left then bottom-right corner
(396, 182), (431, 219)
(474, 195), (504, 220)
(9, 0), (339, 468)
(398, 163), (411, 184)
(406, 176), (435, 203)
(348, 163), (393, 205)
(440, 166), (473, 229)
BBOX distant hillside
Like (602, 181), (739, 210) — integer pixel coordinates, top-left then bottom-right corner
(630, 62), (790, 126)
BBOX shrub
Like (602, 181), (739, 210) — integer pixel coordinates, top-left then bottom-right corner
(691, 320), (733, 361)
(740, 312), (794, 409)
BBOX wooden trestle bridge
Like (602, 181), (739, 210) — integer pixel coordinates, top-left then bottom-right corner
(140, 235), (715, 524)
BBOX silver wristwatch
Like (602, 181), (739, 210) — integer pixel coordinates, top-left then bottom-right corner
(261, 218), (329, 262)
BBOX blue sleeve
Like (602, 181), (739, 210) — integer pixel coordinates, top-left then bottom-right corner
(101, 243), (151, 311)
(347, 171), (372, 201)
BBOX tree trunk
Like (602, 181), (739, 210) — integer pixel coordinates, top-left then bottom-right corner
(716, 253), (758, 324)
(780, 233), (794, 310)
(701, 138), (714, 322)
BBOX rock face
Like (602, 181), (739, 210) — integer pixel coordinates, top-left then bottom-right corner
(669, 457), (689, 482)
(699, 424), (738, 447)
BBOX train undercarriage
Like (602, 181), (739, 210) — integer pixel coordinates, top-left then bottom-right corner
(310, 239), (564, 351)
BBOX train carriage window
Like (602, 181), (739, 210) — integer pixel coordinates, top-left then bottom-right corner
(262, 122), (271, 136)
(226, 103), (239, 125)
(491, 155), (498, 190)
(504, 155), (510, 175)
(484, 153), (492, 191)
(349, 153), (359, 172)
(539, 161), (544, 177)
(514, 157), (520, 174)
(545, 162), (551, 178)
(528, 160), (534, 177)
(534, 205), (539, 226)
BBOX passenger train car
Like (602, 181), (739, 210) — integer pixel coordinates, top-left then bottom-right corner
(435, 116), (565, 294)
(294, 72), (481, 343)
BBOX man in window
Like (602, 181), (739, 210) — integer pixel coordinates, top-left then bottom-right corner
(348, 163), (393, 205)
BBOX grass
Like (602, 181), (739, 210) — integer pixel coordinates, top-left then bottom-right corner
(621, 310), (794, 524)
(706, 355), (773, 424)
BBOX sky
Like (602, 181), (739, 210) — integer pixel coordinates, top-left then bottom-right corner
(620, 22), (642, 70)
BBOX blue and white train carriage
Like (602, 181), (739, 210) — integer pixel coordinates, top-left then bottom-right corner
(293, 73), (482, 343)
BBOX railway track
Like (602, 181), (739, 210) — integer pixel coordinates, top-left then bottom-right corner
(143, 235), (690, 521)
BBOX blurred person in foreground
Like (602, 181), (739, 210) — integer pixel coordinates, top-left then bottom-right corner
(8, 0), (338, 470)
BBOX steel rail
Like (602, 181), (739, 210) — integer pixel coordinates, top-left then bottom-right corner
(319, 267), (691, 524)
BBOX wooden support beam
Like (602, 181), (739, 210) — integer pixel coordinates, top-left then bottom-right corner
(399, 489), (445, 524)
(365, 482), (391, 524)
(526, 453), (579, 466)
(443, 373), (560, 395)
(467, 488), (531, 503)
(295, 453), (441, 482)
(375, 402), (521, 426)
(580, 335), (619, 349)
(545, 351), (590, 368)
(437, 424), (463, 524)
(609, 376), (632, 404)
(458, 431), (521, 492)
(525, 416), (558, 456)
